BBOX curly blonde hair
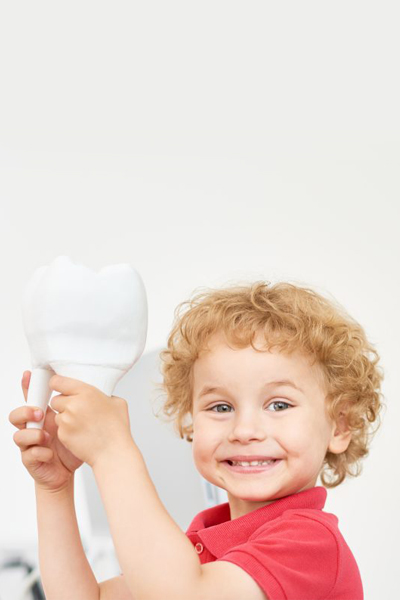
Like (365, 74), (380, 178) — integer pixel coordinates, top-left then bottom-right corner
(154, 281), (385, 488)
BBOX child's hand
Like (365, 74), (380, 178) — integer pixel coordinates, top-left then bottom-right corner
(48, 375), (134, 468)
(9, 371), (83, 493)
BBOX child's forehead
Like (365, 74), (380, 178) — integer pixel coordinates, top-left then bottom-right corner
(195, 330), (327, 392)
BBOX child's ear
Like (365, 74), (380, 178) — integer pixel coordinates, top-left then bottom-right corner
(328, 412), (352, 454)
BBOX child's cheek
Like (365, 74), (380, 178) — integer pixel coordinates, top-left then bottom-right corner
(191, 444), (209, 479)
(280, 419), (313, 454)
(191, 422), (216, 467)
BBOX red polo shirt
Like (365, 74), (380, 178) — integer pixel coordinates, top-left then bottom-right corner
(185, 486), (363, 600)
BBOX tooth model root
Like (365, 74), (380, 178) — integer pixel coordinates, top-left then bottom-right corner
(26, 368), (55, 430)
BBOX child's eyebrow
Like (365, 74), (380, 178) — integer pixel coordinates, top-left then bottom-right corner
(198, 380), (304, 398)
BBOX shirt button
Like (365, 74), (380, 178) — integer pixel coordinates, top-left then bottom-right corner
(195, 542), (204, 554)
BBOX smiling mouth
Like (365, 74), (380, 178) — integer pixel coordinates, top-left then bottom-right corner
(222, 459), (282, 473)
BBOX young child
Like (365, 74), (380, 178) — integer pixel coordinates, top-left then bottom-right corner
(10, 280), (384, 600)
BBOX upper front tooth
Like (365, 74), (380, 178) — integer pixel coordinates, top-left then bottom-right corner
(232, 460), (273, 466)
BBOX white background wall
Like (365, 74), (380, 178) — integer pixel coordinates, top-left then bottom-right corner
(1, 1), (399, 598)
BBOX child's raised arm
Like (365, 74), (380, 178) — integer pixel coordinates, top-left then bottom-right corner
(98, 574), (134, 599)
(35, 479), (100, 600)
(9, 373), (99, 600)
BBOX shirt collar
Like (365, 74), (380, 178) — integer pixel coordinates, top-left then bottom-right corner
(186, 486), (327, 558)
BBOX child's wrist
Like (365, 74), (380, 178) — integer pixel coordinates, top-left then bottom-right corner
(91, 437), (139, 471)
(34, 476), (75, 497)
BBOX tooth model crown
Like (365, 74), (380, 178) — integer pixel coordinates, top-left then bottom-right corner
(22, 255), (148, 428)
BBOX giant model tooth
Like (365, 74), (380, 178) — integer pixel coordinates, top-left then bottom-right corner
(21, 256), (148, 429)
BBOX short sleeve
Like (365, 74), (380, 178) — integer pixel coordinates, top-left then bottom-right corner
(217, 514), (339, 600)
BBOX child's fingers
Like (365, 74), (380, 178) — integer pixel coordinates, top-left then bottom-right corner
(22, 446), (53, 465)
(9, 406), (44, 430)
(13, 428), (50, 452)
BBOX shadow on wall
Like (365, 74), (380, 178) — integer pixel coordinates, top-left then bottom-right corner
(80, 348), (228, 538)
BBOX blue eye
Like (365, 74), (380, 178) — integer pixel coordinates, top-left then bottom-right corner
(208, 403), (232, 413)
(268, 401), (290, 412)
(208, 401), (291, 413)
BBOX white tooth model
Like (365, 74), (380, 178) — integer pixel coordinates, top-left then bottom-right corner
(21, 256), (148, 429)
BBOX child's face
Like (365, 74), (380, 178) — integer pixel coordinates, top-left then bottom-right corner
(191, 330), (350, 519)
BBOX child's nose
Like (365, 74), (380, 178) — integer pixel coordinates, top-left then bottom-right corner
(227, 413), (267, 442)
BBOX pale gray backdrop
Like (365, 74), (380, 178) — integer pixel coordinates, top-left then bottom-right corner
(1, 1), (399, 599)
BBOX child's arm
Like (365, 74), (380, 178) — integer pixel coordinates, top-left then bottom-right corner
(35, 477), (100, 600)
(92, 442), (203, 600)
(92, 443), (267, 600)
(98, 575), (134, 599)
(46, 377), (267, 600)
